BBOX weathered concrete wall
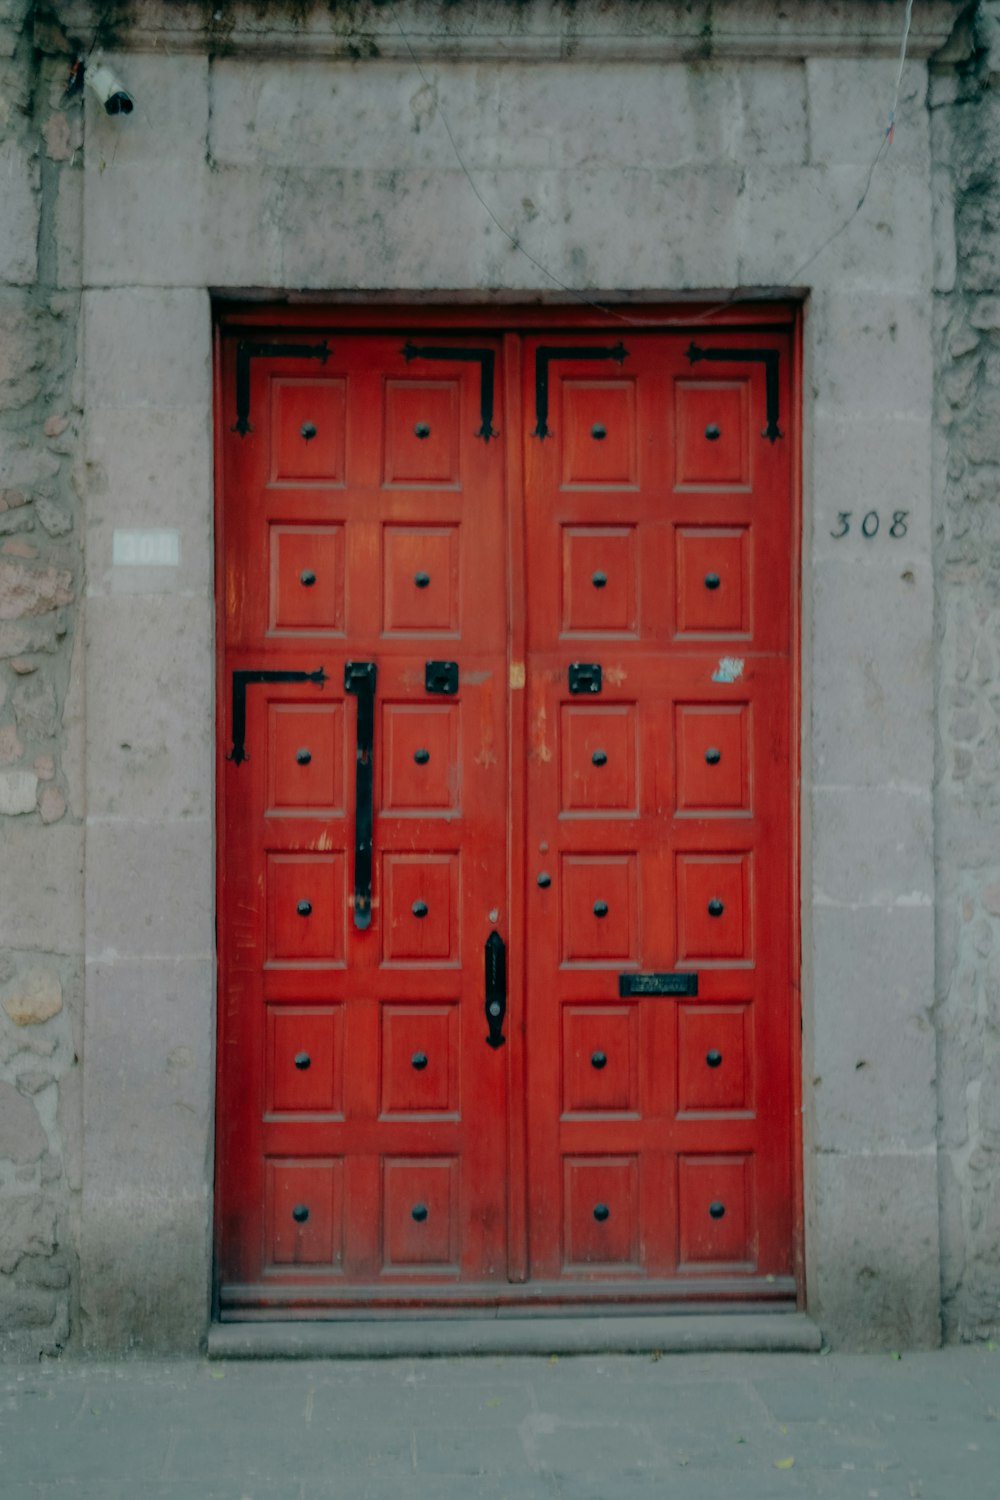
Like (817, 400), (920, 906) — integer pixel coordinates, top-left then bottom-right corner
(0, 0), (975, 1353)
(930, 2), (1000, 1343)
(0, 0), (84, 1356)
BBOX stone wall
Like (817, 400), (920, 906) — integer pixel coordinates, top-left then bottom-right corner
(931, 1), (1000, 1343)
(0, 1), (84, 1356)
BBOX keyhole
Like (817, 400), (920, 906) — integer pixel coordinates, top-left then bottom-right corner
(705, 424), (721, 441)
(300, 421), (317, 441)
(704, 572), (720, 591)
(705, 747), (721, 765)
(296, 748), (312, 765)
(591, 423), (607, 440)
(593, 900), (609, 918)
(414, 422), (431, 439)
(300, 569), (317, 587)
(592, 571), (608, 588)
(294, 1052), (311, 1070)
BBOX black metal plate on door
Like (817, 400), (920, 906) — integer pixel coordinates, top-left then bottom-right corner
(425, 660), (459, 695)
(618, 972), (699, 997)
(568, 662), (602, 695)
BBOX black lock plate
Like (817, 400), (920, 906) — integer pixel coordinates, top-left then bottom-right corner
(618, 972), (699, 997)
(425, 660), (459, 695)
(568, 662), (602, 695)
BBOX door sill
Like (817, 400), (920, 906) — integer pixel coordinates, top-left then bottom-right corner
(208, 1309), (821, 1359)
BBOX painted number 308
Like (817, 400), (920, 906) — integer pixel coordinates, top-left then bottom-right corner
(830, 510), (909, 540)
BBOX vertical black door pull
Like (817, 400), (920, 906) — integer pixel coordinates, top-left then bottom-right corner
(484, 931), (507, 1049)
(345, 661), (377, 929)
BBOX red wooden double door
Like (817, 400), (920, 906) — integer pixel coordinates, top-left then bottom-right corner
(215, 310), (799, 1317)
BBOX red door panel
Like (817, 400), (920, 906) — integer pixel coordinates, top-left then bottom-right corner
(217, 317), (798, 1312)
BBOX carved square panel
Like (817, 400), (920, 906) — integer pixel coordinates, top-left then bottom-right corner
(674, 380), (750, 488)
(381, 853), (460, 966)
(267, 702), (345, 815)
(674, 526), (750, 637)
(560, 704), (637, 815)
(561, 526), (638, 636)
(267, 1005), (344, 1115)
(677, 1005), (750, 1113)
(382, 1157), (459, 1268)
(677, 1154), (754, 1267)
(382, 703), (460, 814)
(269, 524), (346, 634)
(675, 853), (751, 963)
(563, 1156), (639, 1267)
(561, 854), (638, 965)
(382, 525), (460, 635)
(561, 380), (637, 487)
(675, 704), (750, 814)
(383, 380), (460, 486)
(270, 378), (346, 484)
(380, 1003), (460, 1117)
(266, 1158), (344, 1267)
(562, 1004), (639, 1115)
(266, 853), (345, 965)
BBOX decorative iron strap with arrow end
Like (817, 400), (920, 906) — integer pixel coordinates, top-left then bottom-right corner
(685, 342), (782, 443)
(401, 342), (498, 440)
(533, 343), (628, 438)
(232, 340), (331, 435)
(228, 668), (328, 764)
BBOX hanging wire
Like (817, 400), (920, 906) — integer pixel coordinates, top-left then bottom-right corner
(388, 0), (916, 327)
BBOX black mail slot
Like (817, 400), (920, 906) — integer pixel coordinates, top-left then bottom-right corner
(618, 972), (698, 997)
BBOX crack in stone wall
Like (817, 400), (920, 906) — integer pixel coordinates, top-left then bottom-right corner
(0, 0), (84, 1358)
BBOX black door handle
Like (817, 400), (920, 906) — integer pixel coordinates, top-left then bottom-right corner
(484, 931), (506, 1049)
(344, 661), (376, 929)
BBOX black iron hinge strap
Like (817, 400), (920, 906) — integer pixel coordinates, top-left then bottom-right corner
(533, 343), (628, 439)
(402, 342), (498, 441)
(233, 339), (331, 435)
(685, 343), (782, 443)
(228, 668), (328, 765)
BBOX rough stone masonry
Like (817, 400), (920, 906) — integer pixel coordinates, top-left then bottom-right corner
(0, 0), (997, 1354)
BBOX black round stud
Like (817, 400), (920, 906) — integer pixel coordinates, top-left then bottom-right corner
(414, 422), (431, 439)
(704, 572), (721, 591)
(300, 421), (317, 441)
(411, 1202), (429, 1222)
(414, 571), (431, 588)
(292, 1204), (310, 1223)
(592, 570), (608, 588)
(411, 1052), (428, 1071)
(296, 747), (312, 765)
(592, 749), (608, 767)
(593, 900), (609, 918)
(705, 424), (721, 441)
(537, 871), (552, 888)
(709, 1201), (726, 1220)
(591, 1050), (607, 1070)
(708, 898), (724, 917)
(706, 1049), (723, 1068)
(591, 423), (607, 440)
(297, 899), (312, 917)
(705, 747), (721, 765)
(593, 1203), (610, 1222)
(412, 900), (429, 918)
(294, 1052), (311, 1070)
(300, 569), (317, 587)
(414, 747), (430, 765)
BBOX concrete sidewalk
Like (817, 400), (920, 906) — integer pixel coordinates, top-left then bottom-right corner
(1, 1346), (998, 1499)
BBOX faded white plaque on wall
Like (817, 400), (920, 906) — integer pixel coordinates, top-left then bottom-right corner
(112, 528), (181, 566)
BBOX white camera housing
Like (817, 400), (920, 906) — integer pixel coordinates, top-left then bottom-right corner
(86, 60), (133, 116)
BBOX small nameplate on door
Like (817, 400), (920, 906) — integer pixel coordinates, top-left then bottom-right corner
(618, 972), (698, 997)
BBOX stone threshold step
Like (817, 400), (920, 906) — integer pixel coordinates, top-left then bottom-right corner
(209, 1312), (822, 1360)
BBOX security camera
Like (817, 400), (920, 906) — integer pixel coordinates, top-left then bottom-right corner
(86, 59), (133, 116)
